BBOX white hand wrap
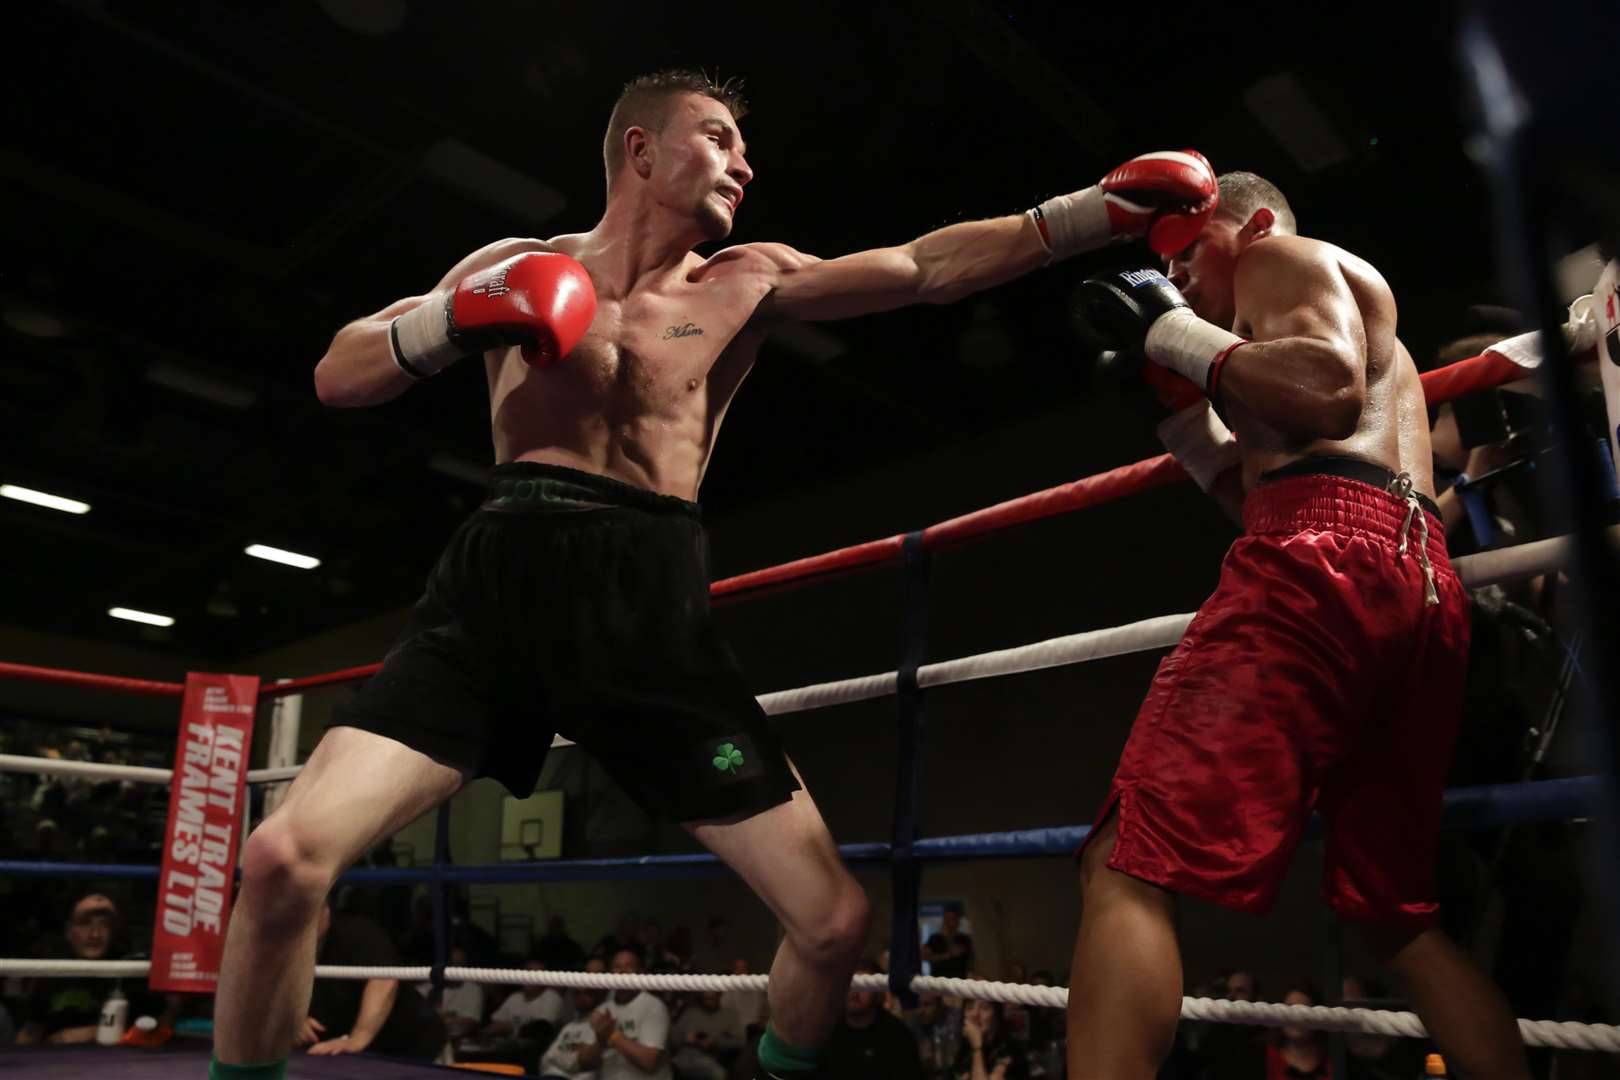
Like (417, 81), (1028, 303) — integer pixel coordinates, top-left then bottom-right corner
(1027, 186), (1110, 262)
(389, 293), (464, 379)
(1156, 401), (1241, 492)
(1144, 308), (1247, 390)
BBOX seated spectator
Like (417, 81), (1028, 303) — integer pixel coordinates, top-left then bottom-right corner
(720, 958), (767, 1037)
(15, 891), (152, 1045)
(951, 996), (1029, 1080)
(305, 894), (448, 1060)
(1342, 975), (1421, 1080)
(689, 916), (731, 975)
(438, 944), (487, 1043)
(924, 906), (973, 979)
(541, 958), (608, 1080)
(580, 948), (671, 1079)
(1191, 969), (1266, 1079)
(538, 915), (588, 972)
(906, 990), (962, 1079)
(670, 990), (743, 1080)
(1265, 983), (1329, 1080)
(822, 959), (923, 1080)
(487, 954), (572, 1039)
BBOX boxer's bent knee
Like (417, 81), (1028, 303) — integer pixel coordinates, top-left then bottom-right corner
(788, 878), (870, 968)
(238, 818), (337, 931)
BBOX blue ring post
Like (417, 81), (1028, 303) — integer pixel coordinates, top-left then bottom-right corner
(888, 530), (930, 1008)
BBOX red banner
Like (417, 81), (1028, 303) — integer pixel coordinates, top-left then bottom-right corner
(149, 672), (260, 993)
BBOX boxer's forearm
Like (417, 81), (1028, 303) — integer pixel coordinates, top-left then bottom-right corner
(314, 295), (429, 408)
(1219, 336), (1365, 440)
(905, 213), (1051, 306)
(348, 979), (398, 1048)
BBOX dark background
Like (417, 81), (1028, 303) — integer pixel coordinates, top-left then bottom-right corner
(3, 0), (1505, 663)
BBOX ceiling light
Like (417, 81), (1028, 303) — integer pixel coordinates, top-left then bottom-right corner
(246, 544), (321, 570)
(109, 607), (174, 628)
(145, 362), (257, 410)
(1, 484), (89, 514)
(0, 299), (68, 339)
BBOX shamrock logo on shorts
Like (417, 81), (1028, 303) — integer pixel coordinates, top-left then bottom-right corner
(712, 742), (745, 774)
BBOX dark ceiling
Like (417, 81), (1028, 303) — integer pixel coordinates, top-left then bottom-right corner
(3, 0), (1507, 660)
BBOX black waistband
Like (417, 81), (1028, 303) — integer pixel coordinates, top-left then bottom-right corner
(1257, 455), (1441, 518)
(482, 462), (701, 518)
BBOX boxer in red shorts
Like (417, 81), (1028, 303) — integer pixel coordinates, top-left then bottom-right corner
(1068, 173), (1530, 1080)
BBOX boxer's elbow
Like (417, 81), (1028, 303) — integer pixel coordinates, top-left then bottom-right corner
(1312, 355), (1365, 440)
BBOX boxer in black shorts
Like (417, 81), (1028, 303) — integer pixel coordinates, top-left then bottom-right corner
(211, 68), (1216, 1080)
(340, 462), (797, 821)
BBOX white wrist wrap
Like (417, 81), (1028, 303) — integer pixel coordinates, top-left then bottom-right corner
(1028, 186), (1110, 262)
(1156, 401), (1240, 492)
(390, 293), (465, 379)
(1145, 308), (1245, 390)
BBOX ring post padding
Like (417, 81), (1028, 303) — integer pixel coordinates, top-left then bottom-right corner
(888, 530), (930, 1008)
(430, 801), (451, 1001)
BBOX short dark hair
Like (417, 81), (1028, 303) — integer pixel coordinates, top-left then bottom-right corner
(603, 69), (748, 183)
(1217, 171), (1297, 234)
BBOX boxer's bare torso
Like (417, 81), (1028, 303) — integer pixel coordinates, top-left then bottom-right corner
(1224, 234), (1435, 497)
(478, 237), (810, 501)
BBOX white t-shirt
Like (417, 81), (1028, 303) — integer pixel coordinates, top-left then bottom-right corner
(600, 992), (672, 1080)
(492, 987), (570, 1030)
(541, 1017), (599, 1080)
(720, 988), (767, 1029)
(440, 982), (485, 1025)
(1595, 260), (1620, 470)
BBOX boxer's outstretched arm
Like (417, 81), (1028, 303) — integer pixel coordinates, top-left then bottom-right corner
(314, 237), (552, 408)
(755, 214), (1051, 323)
(1218, 242), (1369, 441)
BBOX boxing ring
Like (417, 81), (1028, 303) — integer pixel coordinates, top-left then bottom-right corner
(2, 326), (1618, 1078)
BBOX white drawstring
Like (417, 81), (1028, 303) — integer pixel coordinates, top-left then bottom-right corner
(1388, 472), (1439, 606)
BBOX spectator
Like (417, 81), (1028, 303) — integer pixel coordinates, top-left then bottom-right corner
(951, 996), (1028, 1080)
(1264, 984), (1329, 1080)
(304, 894), (448, 1060)
(924, 906), (973, 979)
(594, 914), (643, 964)
(664, 925), (694, 971)
(670, 990), (743, 1080)
(907, 991), (962, 1079)
(1191, 969), (1265, 1079)
(539, 915), (588, 972)
(15, 891), (145, 1045)
(1342, 976), (1420, 1080)
(822, 960), (923, 1080)
(1225, 970), (1258, 1002)
(541, 958), (609, 1080)
(720, 958), (767, 1036)
(487, 955), (572, 1039)
(690, 916), (731, 974)
(582, 947), (671, 1080)
(437, 944), (487, 1043)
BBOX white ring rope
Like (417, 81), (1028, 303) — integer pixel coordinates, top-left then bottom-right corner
(0, 526), (1600, 783)
(4, 960), (1616, 1051)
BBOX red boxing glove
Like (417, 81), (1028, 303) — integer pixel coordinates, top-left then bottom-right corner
(1101, 150), (1219, 256)
(1030, 150), (1218, 260)
(1142, 361), (1206, 412)
(392, 252), (598, 378)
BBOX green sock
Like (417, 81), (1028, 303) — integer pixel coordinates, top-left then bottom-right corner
(208, 1057), (288, 1080)
(757, 1026), (821, 1076)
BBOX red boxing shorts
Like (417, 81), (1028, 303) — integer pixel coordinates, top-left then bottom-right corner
(1083, 467), (1469, 928)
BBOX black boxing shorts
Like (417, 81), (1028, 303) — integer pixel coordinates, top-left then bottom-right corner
(332, 462), (800, 823)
